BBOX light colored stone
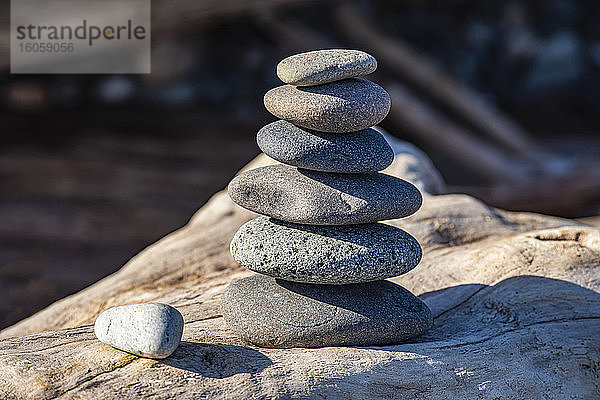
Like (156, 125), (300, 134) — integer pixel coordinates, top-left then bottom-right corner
(94, 303), (183, 359)
(228, 164), (422, 225)
(264, 78), (391, 133)
(277, 49), (377, 86)
(257, 120), (394, 173)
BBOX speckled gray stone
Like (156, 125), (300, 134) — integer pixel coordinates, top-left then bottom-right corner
(257, 120), (394, 173)
(277, 49), (377, 86)
(227, 164), (422, 225)
(231, 216), (422, 284)
(220, 274), (432, 348)
(263, 78), (391, 133)
(94, 303), (184, 359)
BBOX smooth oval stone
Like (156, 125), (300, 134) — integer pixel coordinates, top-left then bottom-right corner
(257, 120), (394, 173)
(277, 49), (377, 86)
(231, 216), (422, 284)
(227, 164), (422, 225)
(264, 78), (391, 133)
(221, 275), (432, 348)
(94, 303), (184, 359)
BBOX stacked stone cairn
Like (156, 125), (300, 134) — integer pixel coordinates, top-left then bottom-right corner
(221, 49), (432, 348)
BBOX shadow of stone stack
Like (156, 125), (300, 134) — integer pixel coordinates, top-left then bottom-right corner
(221, 49), (432, 348)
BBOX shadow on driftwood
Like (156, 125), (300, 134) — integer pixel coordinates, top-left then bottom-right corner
(417, 275), (599, 344)
(160, 341), (272, 378)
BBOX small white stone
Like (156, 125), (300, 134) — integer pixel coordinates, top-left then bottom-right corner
(94, 303), (184, 359)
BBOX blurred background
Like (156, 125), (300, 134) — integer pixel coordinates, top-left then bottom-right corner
(1, 0), (599, 330)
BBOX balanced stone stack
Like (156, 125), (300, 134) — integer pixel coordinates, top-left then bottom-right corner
(222, 49), (432, 348)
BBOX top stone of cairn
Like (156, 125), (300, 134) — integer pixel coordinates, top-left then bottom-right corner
(277, 49), (377, 86)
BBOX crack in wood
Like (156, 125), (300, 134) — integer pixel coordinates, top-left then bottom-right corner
(430, 316), (600, 350)
(185, 315), (222, 324)
(52, 356), (138, 399)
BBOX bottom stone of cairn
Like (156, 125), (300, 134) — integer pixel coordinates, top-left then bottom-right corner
(221, 275), (432, 348)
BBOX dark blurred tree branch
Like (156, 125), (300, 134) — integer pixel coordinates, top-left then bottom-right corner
(336, 3), (537, 157)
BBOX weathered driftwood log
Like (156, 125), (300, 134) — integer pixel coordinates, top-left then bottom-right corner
(0, 143), (598, 399)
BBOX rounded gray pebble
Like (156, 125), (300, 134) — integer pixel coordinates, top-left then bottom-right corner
(227, 164), (422, 225)
(231, 216), (422, 284)
(220, 275), (433, 348)
(264, 78), (391, 133)
(94, 303), (184, 359)
(277, 49), (377, 86)
(257, 120), (394, 173)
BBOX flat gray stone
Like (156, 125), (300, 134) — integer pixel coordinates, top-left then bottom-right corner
(257, 120), (394, 173)
(228, 164), (422, 225)
(230, 216), (422, 284)
(264, 78), (391, 133)
(94, 303), (184, 359)
(277, 49), (377, 86)
(221, 275), (432, 348)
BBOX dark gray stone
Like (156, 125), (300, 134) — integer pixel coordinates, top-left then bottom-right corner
(277, 49), (377, 86)
(263, 78), (391, 133)
(227, 164), (422, 225)
(257, 120), (394, 173)
(231, 216), (422, 284)
(94, 303), (184, 359)
(220, 275), (433, 348)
